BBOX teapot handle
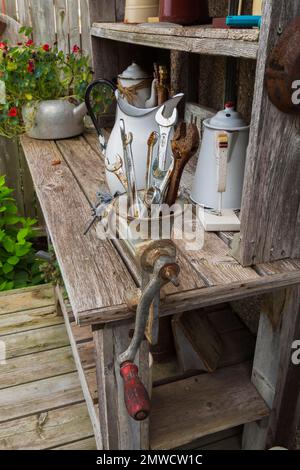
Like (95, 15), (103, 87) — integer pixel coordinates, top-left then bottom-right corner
(85, 79), (117, 154)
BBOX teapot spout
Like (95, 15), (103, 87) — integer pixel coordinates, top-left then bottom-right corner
(145, 79), (158, 109)
(73, 102), (88, 123)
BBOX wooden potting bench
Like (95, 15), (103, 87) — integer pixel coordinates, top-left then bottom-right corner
(21, 0), (300, 451)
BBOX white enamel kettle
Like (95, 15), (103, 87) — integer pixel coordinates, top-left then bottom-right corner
(191, 103), (250, 211)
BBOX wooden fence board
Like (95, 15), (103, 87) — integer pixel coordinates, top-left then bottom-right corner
(68, 0), (80, 50)
(30, 0), (56, 45)
(17, 0), (32, 25)
(55, 0), (69, 53)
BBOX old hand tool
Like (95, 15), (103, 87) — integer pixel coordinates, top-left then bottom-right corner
(145, 131), (158, 190)
(105, 154), (128, 192)
(118, 241), (180, 421)
(144, 155), (175, 208)
(155, 105), (177, 173)
(120, 119), (142, 218)
(165, 122), (200, 206)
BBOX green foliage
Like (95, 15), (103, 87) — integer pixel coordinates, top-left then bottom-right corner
(39, 245), (63, 286)
(0, 29), (93, 138)
(0, 175), (43, 291)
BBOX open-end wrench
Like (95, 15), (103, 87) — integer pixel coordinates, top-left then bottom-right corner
(155, 105), (178, 173)
(120, 120), (142, 219)
(146, 131), (158, 190)
(105, 154), (128, 192)
(144, 156), (175, 209)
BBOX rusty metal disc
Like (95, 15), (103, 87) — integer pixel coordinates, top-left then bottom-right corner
(265, 17), (300, 113)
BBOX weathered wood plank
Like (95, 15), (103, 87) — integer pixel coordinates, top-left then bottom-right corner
(2, 324), (69, 359)
(67, 0), (80, 52)
(0, 402), (93, 450)
(177, 233), (259, 287)
(80, 0), (92, 57)
(0, 346), (76, 390)
(17, 0), (32, 26)
(239, 0), (300, 265)
(0, 372), (85, 423)
(91, 23), (259, 59)
(55, 0), (69, 54)
(56, 286), (102, 449)
(0, 305), (63, 336)
(30, 0), (55, 45)
(0, 284), (54, 315)
(21, 136), (136, 323)
(52, 436), (96, 450)
(6, 0), (17, 19)
(150, 362), (269, 450)
(243, 286), (300, 449)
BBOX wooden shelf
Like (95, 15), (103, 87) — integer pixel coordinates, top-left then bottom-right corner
(150, 362), (269, 450)
(91, 22), (260, 59)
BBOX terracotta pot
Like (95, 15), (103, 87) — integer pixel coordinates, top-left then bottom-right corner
(159, 0), (209, 25)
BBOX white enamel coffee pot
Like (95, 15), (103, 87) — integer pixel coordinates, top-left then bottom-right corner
(191, 103), (250, 210)
(117, 62), (158, 109)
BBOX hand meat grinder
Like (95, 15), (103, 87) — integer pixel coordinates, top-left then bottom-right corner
(85, 81), (199, 421)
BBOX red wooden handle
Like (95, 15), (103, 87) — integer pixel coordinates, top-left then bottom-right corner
(120, 362), (151, 421)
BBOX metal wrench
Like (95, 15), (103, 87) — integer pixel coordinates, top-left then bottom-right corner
(146, 131), (158, 190)
(120, 119), (142, 219)
(144, 155), (175, 208)
(105, 154), (128, 192)
(155, 105), (178, 173)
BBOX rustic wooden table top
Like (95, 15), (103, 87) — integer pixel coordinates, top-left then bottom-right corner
(21, 133), (300, 326)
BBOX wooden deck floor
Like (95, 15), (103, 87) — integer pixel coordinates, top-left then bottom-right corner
(0, 284), (96, 450)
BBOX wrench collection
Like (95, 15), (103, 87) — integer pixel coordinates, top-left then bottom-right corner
(105, 104), (184, 217)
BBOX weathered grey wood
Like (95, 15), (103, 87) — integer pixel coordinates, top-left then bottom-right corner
(243, 286), (300, 449)
(0, 403), (93, 450)
(21, 136), (136, 323)
(0, 137), (24, 215)
(0, 283), (54, 315)
(52, 436), (97, 450)
(67, 0), (80, 51)
(0, 305), (63, 336)
(0, 346), (76, 390)
(93, 321), (150, 450)
(55, 0), (69, 54)
(150, 362), (269, 451)
(0, 372), (85, 423)
(91, 23), (259, 59)
(17, 0), (32, 26)
(30, 0), (55, 45)
(56, 286), (102, 449)
(80, 0), (92, 57)
(6, 0), (17, 19)
(240, 0), (300, 265)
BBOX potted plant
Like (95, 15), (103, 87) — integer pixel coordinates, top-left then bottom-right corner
(0, 27), (93, 139)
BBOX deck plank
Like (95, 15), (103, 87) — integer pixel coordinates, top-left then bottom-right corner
(0, 346), (76, 390)
(0, 285), (54, 316)
(0, 305), (63, 336)
(0, 403), (93, 450)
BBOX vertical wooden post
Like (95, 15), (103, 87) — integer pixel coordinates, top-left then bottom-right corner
(243, 287), (300, 449)
(93, 321), (150, 450)
(239, 0), (300, 265)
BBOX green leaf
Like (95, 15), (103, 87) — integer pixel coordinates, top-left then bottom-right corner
(5, 281), (14, 291)
(5, 204), (18, 214)
(17, 228), (29, 243)
(0, 281), (7, 291)
(2, 263), (14, 274)
(15, 243), (31, 257)
(7, 256), (20, 266)
(0, 175), (5, 187)
(0, 230), (5, 241)
(2, 236), (15, 253)
(3, 215), (21, 225)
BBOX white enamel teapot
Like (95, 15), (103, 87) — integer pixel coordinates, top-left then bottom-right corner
(85, 77), (183, 195)
(191, 103), (250, 211)
(117, 62), (158, 109)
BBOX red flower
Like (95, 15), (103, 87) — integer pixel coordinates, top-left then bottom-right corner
(25, 39), (34, 47)
(0, 42), (7, 50)
(8, 108), (18, 118)
(72, 45), (80, 53)
(17, 42), (23, 46)
(27, 60), (34, 73)
(42, 44), (50, 52)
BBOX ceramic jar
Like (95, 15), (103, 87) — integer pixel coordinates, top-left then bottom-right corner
(159, 0), (209, 25)
(125, 0), (159, 23)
